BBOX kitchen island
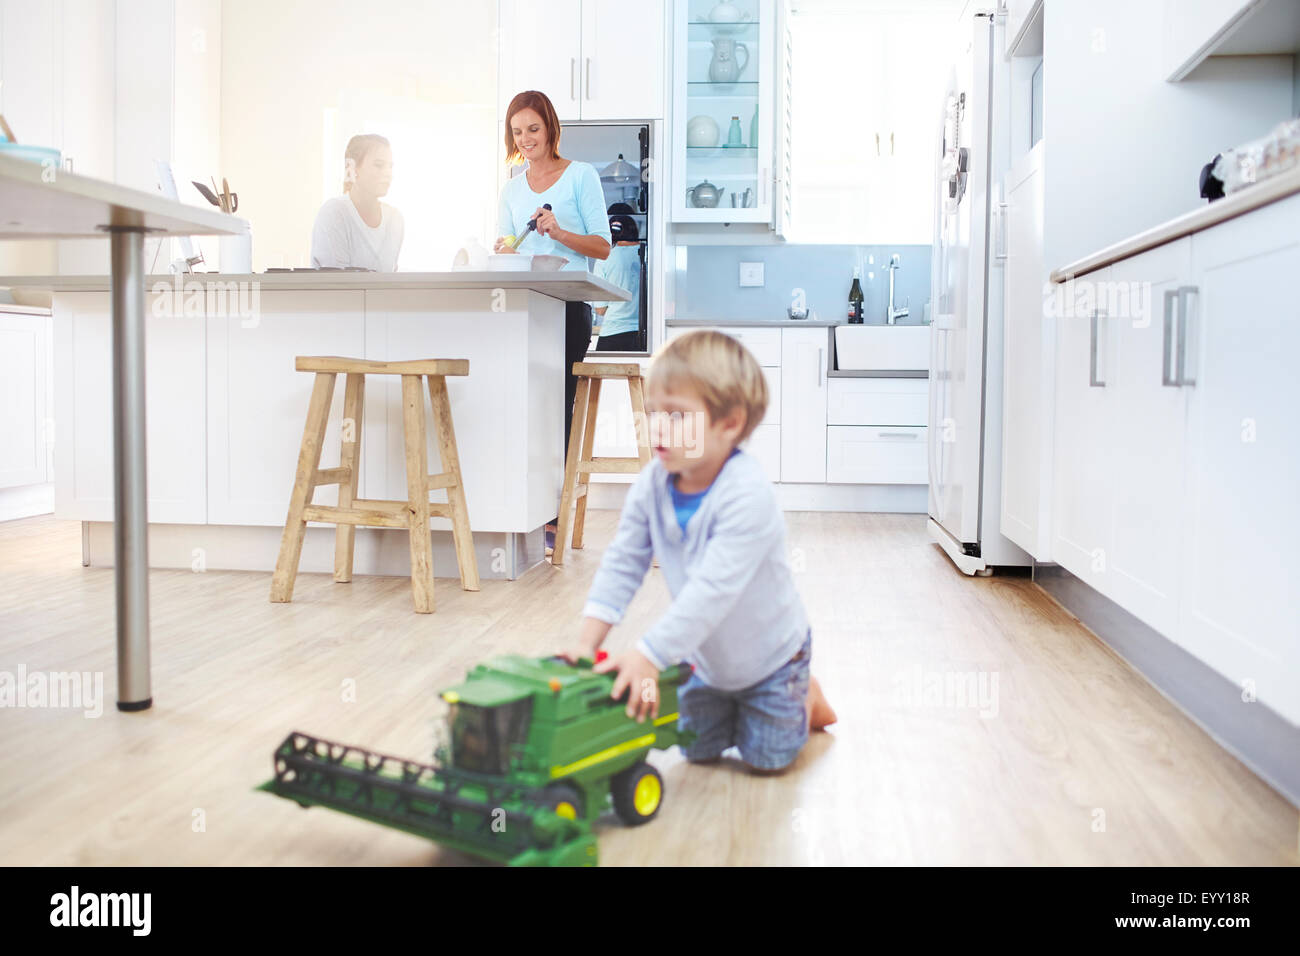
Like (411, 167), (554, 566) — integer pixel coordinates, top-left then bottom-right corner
(2, 271), (629, 580)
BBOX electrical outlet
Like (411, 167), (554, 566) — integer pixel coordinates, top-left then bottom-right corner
(739, 261), (765, 287)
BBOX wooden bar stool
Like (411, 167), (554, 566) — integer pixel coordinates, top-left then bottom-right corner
(270, 356), (480, 613)
(552, 362), (652, 567)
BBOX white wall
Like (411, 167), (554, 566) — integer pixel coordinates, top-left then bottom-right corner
(219, 0), (500, 272)
(1043, 0), (1294, 275)
(0, 0), (224, 276)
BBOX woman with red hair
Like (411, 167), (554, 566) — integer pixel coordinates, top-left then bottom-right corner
(496, 90), (612, 552)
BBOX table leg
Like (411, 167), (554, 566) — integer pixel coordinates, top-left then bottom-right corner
(110, 227), (152, 711)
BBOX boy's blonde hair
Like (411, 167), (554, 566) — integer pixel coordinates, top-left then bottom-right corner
(647, 330), (769, 443)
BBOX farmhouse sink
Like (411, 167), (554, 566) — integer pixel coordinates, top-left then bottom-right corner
(834, 324), (930, 371)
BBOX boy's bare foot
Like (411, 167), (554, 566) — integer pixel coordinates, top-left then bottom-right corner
(806, 674), (837, 730)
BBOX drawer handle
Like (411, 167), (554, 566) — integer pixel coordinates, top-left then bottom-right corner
(877, 431), (919, 439)
(1089, 309), (1106, 388)
(1176, 286), (1197, 388)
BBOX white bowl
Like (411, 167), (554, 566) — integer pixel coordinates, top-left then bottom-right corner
(530, 255), (569, 271)
(488, 254), (532, 271)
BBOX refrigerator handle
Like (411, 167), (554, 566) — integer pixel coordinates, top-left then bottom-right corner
(570, 59), (576, 100)
(817, 347), (824, 387)
(1089, 310), (1106, 388)
(994, 199), (1008, 262)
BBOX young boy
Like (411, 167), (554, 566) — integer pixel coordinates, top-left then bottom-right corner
(560, 330), (835, 772)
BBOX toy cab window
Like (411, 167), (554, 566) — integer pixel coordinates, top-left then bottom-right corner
(448, 699), (533, 774)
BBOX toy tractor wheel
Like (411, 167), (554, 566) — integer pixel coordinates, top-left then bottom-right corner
(611, 762), (662, 826)
(535, 782), (585, 822)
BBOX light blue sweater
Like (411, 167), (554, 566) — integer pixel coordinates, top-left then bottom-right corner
(582, 449), (810, 692)
(498, 160), (611, 272)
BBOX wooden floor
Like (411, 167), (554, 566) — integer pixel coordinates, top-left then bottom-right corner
(0, 511), (1295, 866)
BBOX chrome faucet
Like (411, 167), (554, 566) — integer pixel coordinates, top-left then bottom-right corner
(887, 254), (910, 325)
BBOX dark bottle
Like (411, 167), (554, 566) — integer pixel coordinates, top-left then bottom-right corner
(848, 268), (864, 323)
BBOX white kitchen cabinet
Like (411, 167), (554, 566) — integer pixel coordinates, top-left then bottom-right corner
(53, 291), (207, 524)
(671, 0), (778, 224)
(779, 326), (827, 482)
(206, 291), (365, 526)
(1162, 0), (1260, 80)
(581, 0), (666, 120)
(999, 142), (1051, 558)
(794, 7), (942, 245)
(1050, 265), (1114, 594)
(666, 324), (931, 487)
(667, 323), (782, 365)
(827, 426), (926, 485)
(1046, 192), (1300, 725)
(499, 0), (584, 121)
(1178, 197), (1300, 724)
(873, 15), (944, 246)
(744, 422), (780, 482)
(0, 309), (50, 490)
(1106, 238), (1192, 638)
(499, 0), (664, 122)
(827, 378), (927, 427)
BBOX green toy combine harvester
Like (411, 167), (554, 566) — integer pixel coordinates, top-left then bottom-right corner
(260, 654), (691, 866)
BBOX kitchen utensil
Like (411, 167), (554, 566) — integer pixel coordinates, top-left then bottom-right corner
(509, 202), (552, 249)
(530, 254), (569, 271)
(192, 181), (222, 207)
(0, 114), (16, 142)
(686, 115), (720, 148)
(221, 177), (236, 214)
(687, 179), (724, 208)
(709, 37), (749, 83)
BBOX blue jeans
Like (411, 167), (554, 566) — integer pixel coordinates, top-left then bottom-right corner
(677, 630), (812, 771)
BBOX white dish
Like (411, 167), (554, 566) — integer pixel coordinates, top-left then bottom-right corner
(488, 254), (532, 271)
(530, 255), (569, 271)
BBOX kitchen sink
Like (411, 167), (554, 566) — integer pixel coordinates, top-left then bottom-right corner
(835, 324), (930, 371)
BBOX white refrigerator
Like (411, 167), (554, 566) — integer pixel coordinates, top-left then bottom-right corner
(927, 10), (1030, 575)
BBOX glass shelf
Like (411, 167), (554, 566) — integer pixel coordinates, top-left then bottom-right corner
(686, 145), (758, 152)
(686, 19), (759, 28)
(686, 80), (759, 92)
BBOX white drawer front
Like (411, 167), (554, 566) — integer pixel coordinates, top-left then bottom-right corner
(827, 426), (927, 485)
(666, 325), (783, 366)
(828, 378), (928, 426)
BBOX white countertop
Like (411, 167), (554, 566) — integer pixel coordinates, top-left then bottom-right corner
(1051, 165), (1300, 283)
(0, 269), (630, 301)
(0, 153), (245, 239)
